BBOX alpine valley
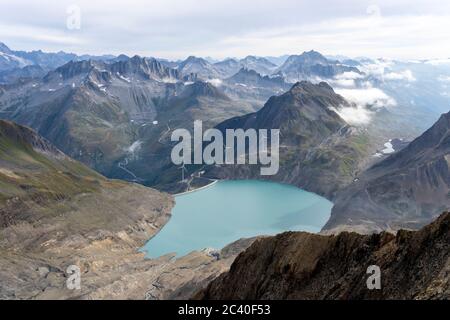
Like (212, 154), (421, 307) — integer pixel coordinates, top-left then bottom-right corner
(0, 41), (449, 300)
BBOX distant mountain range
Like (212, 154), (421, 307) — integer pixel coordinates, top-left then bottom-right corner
(0, 42), (114, 73)
(175, 55), (279, 80)
(0, 54), (259, 185)
(2, 41), (450, 235)
(5, 41), (445, 143)
(1, 40), (450, 300)
(0, 42), (364, 85)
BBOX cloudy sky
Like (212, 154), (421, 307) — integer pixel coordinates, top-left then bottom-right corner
(1, 0), (450, 60)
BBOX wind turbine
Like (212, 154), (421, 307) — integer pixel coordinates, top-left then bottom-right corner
(179, 163), (187, 182)
(223, 143), (234, 164)
(259, 133), (269, 156)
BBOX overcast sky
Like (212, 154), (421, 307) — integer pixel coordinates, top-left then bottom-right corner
(1, 0), (450, 60)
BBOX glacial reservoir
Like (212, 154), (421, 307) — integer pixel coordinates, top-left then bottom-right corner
(143, 180), (333, 258)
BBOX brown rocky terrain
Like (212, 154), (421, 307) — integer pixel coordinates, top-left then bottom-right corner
(196, 212), (449, 300)
(0, 119), (254, 299)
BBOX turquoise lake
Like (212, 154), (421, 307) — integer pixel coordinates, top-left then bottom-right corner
(143, 180), (333, 258)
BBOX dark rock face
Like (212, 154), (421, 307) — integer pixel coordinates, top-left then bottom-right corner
(203, 81), (371, 199)
(180, 81), (230, 100)
(226, 68), (287, 89)
(196, 213), (450, 300)
(327, 111), (450, 233)
(0, 65), (46, 84)
(109, 56), (182, 81)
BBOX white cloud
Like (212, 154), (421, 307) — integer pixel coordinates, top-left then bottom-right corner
(206, 79), (223, 87)
(1, 1), (450, 59)
(328, 83), (397, 126)
(327, 71), (365, 88)
(355, 59), (416, 82)
(383, 70), (416, 82)
(215, 14), (450, 60)
(426, 59), (450, 66)
(329, 78), (357, 88)
(0, 23), (85, 46)
(438, 75), (450, 82)
(358, 59), (393, 77)
(330, 104), (374, 125)
(336, 87), (397, 109)
(336, 71), (365, 80)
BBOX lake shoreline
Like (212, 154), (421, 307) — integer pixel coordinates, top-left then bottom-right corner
(174, 179), (219, 196)
(145, 180), (333, 258)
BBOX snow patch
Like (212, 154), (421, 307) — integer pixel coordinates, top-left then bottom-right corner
(381, 140), (395, 154)
(373, 152), (383, 158)
(126, 140), (142, 155)
(206, 78), (223, 87)
(161, 77), (178, 84)
(116, 72), (131, 83)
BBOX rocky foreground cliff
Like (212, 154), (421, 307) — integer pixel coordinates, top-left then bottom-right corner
(196, 212), (449, 300)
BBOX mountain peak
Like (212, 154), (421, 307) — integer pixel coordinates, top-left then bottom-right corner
(109, 56), (180, 81)
(182, 81), (229, 100)
(49, 59), (99, 81)
(242, 55), (258, 61)
(327, 109), (450, 233)
(183, 56), (208, 64)
(241, 55), (273, 63)
(236, 67), (259, 76)
(238, 80), (348, 131)
(292, 50), (328, 64)
(277, 51), (361, 82)
(179, 56), (211, 69)
(115, 54), (130, 61)
(0, 42), (12, 54)
(214, 58), (239, 66)
(290, 80), (334, 95)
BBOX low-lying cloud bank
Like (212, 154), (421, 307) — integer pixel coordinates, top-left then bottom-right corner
(330, 104), (373, 125)
(324, 63), (399, 125)
(335, 86), (397, 109)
